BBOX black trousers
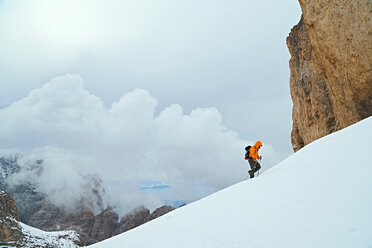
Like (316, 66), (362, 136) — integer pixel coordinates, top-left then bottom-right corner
(248, 158), (261, 173)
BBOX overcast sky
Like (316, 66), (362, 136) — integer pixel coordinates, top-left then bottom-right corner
(0, 0), (301, 213)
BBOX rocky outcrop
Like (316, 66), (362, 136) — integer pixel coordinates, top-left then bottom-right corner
(287, 0), (372, 151)
(0, 191), (81, 248)
(147, 205), (175, 221)
(114, 206), (151, 235)
(0, 191), (24, 243)
(27, 203), (175, 246)
(27, 203), (96, 245)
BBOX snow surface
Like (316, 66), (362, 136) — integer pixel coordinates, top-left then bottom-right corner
(89, 117), (372, 248)
(20, 222), (79, 248)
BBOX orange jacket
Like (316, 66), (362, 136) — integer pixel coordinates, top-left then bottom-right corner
(249, 141), (262, 161)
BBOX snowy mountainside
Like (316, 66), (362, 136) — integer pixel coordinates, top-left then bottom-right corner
(0, 155), (20, 186)
(0, 220), (81, 248)
(88, 117), (372, 248)
(18, 222), (80, 248)
(0, 190), (80, 248)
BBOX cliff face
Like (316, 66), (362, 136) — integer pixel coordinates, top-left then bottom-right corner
(287, 0), (372, 151)
(0, 191), (82, 248)
(0, 191), (24, 243)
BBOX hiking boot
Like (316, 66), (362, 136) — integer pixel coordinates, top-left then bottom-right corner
(249, 170), (254, 179)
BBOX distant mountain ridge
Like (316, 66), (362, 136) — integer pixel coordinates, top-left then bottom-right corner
(0, 156), (176, 246)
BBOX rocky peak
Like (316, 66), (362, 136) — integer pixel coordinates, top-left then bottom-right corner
(26, 203), (175, 246)
(1, 191), (82, 248)
(287, 0), (372, 151)
(0, 191), (19, 220)
(116, 206), (150, 234)
(89, 206), (120, 243)
(148, 205), (175, 221)
(0, 191), (24, 243)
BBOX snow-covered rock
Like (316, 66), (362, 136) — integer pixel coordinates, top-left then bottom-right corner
(0, 155), (20, 186)
(88, 117), (372, 248)
(19, 223), (81, 248)
(0, 191), (81, 248)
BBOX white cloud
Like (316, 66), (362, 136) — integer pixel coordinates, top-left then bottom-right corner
(7, 146), (104, 213)
(0, 75), (282, 214)
(0, 0), (301, 161)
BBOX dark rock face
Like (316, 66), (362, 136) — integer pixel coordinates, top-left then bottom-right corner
(287, 0), (372, 151)
(27, 203), (175, 246)
(147, 205), (175, 221)
(0, 191), (24, 243)
(25, 199), (115, 245)
(0, 191), (82, 247)
(115, 206), (150, 235)
(89, 206), (120, 242)
(114, 205), (175, 234)
(0, 191), (19, 220)
(6, 183), (44, 224)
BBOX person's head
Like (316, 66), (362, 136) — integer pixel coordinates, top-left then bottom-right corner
(255, 141), (263, 149)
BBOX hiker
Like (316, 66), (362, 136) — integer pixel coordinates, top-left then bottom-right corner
(245, 141), (263, 179)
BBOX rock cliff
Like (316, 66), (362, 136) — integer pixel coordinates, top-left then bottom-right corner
(27, 203), (175, 246)
(287, 0), (372, 151)
(0, 191), (23, 243)
(0, 191), (81, 248)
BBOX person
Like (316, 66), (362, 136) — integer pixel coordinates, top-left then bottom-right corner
(247, 141), (263, 179)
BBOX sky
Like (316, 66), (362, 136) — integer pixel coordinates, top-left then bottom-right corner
(0, 0), (301, 214)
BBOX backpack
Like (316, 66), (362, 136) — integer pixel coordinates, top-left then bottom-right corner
(244, 146), (252, 160)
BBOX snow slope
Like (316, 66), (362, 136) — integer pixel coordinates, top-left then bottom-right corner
(0, 217), (79, 248)
(88, 117), (372, 248)
(19, 223), (80, 248)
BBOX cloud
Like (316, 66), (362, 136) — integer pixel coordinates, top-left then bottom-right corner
(6, 146), (105, 214)
(0, 0), (301, 162)
(0, 75), (282, 214)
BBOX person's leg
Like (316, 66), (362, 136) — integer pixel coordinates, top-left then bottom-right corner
(248, 159), (256, 178)
(252, 161), (261, 173)
(248, 170), (254, 178)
